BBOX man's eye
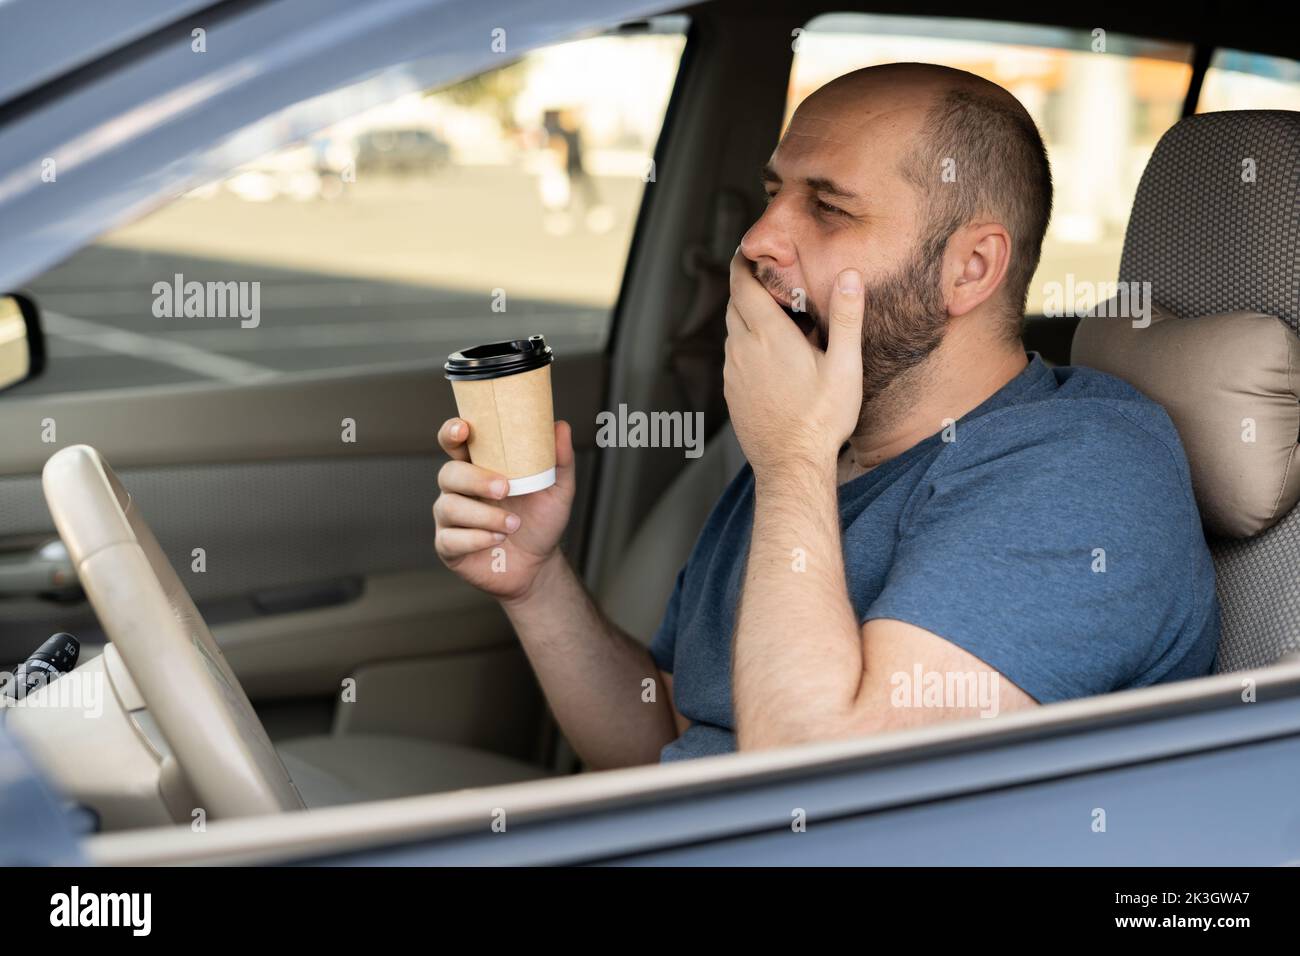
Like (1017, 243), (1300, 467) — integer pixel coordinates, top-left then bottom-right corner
(815, 199), (844, 216)
(763, 191), (777, 205)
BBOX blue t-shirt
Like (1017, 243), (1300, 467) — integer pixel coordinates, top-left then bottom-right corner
(648, 354), (1220, 762)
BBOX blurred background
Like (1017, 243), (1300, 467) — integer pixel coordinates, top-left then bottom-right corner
(23, 21), (687, 393)
(20, 13), (1300, 394)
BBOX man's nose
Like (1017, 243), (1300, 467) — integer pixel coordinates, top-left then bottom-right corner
(740, 200), (796, 268)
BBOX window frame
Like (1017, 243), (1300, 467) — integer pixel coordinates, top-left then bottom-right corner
(86, 659), (1300, 865)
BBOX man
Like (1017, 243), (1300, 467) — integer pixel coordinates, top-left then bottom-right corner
(432, 63), (1219, 767)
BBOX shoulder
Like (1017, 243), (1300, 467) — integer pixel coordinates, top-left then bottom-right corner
(901, 364), (1201, 547)
(941, 364), (1190, 487)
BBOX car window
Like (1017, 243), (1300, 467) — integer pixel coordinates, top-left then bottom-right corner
(786, 14), (1193, 318)
(19, 18), (687, 397)
(1198, 49), (1300, 111)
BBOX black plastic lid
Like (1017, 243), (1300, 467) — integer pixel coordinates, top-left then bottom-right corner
(444, 335), (554, 381)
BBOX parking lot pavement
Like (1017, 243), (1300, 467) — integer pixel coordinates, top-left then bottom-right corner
(15, 167), (632, 396)
(21, 247), (607, 396)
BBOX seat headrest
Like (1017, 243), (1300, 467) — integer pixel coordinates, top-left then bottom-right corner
(1072, 110), (1300, 540)
(1073, 302), (1300, 538)
(1120, 110), (1300, 329)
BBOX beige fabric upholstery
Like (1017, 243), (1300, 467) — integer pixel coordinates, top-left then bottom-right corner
(1072, 300), (1300, 538)
(600, 423), (746, 643)
(277, 734), (550, 808)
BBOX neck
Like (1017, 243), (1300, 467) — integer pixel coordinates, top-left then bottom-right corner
(843, 319), (1028, 478)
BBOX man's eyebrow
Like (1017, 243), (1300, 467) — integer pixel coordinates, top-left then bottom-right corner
(759, 164), (859, 201)
(803, 175), (859, 200)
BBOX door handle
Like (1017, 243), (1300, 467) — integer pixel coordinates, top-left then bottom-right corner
(0, 539), (80, 599)
(250, 576), (363, 615)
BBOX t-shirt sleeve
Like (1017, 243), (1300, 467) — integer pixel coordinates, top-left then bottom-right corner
(648, 565), (686, 674)
(862, 409), (1202, 703)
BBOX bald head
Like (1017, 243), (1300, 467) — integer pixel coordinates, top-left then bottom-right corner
(796, 63), (1053, 332)
(743, 62), (1050, 409)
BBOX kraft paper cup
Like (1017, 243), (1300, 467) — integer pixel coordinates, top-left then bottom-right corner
(445, 335), (556, 496)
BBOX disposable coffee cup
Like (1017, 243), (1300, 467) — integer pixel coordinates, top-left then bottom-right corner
(445, 335), (556, 496)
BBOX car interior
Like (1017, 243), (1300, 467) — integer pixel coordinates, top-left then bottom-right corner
(0, 0), (1298, 839)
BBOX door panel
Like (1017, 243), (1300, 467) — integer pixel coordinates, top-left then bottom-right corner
(83, 669), (1300, 865)
(330, 649), (548, 762)
(0, 352), (602, 474)
(0, 357), (600, 761)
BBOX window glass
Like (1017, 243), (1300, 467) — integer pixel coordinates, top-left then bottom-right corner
(22, 19), (687, 396)
(787, 14), (1193, 317)
(1199, 49), (1300, 112)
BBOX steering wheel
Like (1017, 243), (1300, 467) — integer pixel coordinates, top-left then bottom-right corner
(42, 444), (305, 819)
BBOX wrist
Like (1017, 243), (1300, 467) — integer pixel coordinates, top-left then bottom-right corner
(752, 451), (837, 495)
(501, 548), (568, 612)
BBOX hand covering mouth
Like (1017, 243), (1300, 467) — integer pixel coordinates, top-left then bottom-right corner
(754, 268), (819, 339)
(777, 300), (817, 338)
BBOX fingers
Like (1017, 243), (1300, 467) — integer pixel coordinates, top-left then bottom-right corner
(434, 492), (520, 535)
(728, 248), (751, 302)
(725, 300), (749, 337)
(433, 444), (519, 561)
(437, 418), (472, 461)
(825, 268), (865, 376)
(728, 248), (800, 342)
(727, 250), (765, 326)
(553, 420), (577, 493)
(440, 420), (576, 498)
(439, 458), (509, 499)
(435, 526), (507, 560)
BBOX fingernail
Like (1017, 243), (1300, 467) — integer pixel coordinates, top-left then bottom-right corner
(451, 421), (463, 438)
(838, 269), (862, 294)
(490, 479), (508, 497)
(492, 532), (505, 542)
(505, 514), (520, 532)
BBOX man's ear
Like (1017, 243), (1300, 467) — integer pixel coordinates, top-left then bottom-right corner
(945, 222), (1011, 319)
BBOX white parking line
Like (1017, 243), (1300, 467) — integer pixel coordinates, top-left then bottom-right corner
(150, 314), (608, 351)
(36, 282), (494, 317)
(42, 311), (278, 384)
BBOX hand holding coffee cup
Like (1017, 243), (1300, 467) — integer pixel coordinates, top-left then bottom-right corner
(435, 335), (576, 602)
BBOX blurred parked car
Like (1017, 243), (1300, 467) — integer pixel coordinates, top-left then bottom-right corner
(353, 128), (451, 176)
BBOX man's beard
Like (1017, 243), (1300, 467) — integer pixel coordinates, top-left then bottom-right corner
(757, 237), (949, 407)
(854, 238), (949, 407)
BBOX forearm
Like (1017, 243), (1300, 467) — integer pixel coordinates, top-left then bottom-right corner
(733, 463), (864, 748)
(501, 550), (678, 769)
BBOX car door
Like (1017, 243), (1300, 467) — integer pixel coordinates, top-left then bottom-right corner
(0, 1), (688, 769)
(80, 658), (1300, 865)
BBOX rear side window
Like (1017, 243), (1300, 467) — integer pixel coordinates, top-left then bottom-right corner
(786, 14), (1193, 318)
(1199, 50), (1300, 111)
(20, 19), (687, 396)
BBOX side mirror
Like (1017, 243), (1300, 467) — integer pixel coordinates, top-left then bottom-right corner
(0, 293), (46, 393)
